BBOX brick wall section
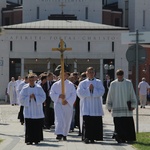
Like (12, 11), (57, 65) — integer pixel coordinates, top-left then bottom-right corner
(2, 9), (22, 25)
(102, 10), (122, 26)
(130, 46), (150, 89)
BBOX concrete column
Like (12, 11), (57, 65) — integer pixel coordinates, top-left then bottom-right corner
(47, 61), (50, 72)
(100, 59), (103, 81)
(21, 58), (24, 77)
(74, 61), (77, 72)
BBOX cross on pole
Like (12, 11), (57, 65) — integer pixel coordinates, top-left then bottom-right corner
(52, 39), (72, 104)
(59, 2), (66, 15)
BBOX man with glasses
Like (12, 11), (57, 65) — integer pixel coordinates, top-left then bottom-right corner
(106, 69), (137, 143)
(77, 67), (105, 144)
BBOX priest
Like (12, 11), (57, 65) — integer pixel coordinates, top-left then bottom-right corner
(50, 70), (76, 141)
(106, 69), (137, 143)
(19, 73), (46, 145)
(7, 77), (17, 106)
(77, 67), (105, 144)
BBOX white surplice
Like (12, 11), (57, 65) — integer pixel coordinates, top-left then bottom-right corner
(50, 79), (76, 136)
(77, 78), (105, 132)
(19, 84), (46, 119)
(7, 81), (17, 105)
(16, 79), (23, 104)
(77, 78), (105, 117)
(106, 78), (137, 117)
(17, 82), (29, 105)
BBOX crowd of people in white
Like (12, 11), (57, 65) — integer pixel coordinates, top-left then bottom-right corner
(6, 67), (146, 145)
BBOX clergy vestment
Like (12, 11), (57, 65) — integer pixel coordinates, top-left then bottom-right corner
(43, 80), (55, 129)
(106, 78), (137, 142)
(19, 84), (46, 144)
(16, 79), (23, 104)
(103, 79), (112, 104)
(77, 78), (105, 141)
(50, 79), (76, 137)
(7, 81), (17, 105)
(17, 82), (28, 124)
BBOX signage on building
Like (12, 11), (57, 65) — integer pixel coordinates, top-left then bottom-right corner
(5, 35), (118, 42)
(121, 31), (150, 44)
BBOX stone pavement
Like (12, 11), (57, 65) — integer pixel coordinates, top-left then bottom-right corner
(0, 104), (150, 150)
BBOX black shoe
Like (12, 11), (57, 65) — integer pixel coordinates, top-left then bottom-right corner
(127, 141), (134, 144)
(46, 126), (50, 129)
(43, 125), (47, 129)
(78, 133), (82, 136)
(34, 142), (39, 145)
(140, 106), (142, 108)
(114, 133), (122, 143)
(90, 140), (95, 143)
(26, 142), (32, 145)
(112, 134), (115, 139)
(63, 136), (67, 141)
(143, 106), (145, 108)
(84, 138), (89, 144)
(56, 134), (63, 140)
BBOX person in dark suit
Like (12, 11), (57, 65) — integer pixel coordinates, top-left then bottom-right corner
(103, 74), (112, 104)
(44, 72), (55, 129)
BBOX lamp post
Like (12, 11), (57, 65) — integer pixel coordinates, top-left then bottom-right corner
(104, 62), (114, 80)
(104, 64), (114, 70)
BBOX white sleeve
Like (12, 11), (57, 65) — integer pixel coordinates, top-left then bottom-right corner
(50, 83), (60, 103)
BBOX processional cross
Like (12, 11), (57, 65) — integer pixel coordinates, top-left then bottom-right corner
(52, 39), (72, 104)
(59, 2), (66, 15)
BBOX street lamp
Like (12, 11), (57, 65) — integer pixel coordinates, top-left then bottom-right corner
(104, 64), (114, 70)
(104, 61), (115, 80)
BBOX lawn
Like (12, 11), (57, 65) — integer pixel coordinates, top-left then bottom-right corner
(0, 139), (3, 143)
(132, 132), (150, 150)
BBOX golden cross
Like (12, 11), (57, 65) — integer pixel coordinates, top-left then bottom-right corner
(52, 39), (72, 104)
(59, 2), (66, 14)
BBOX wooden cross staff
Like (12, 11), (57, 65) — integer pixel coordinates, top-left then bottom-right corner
(52, 39), (72, 104)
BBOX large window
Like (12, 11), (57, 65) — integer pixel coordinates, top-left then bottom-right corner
(37, 7), (40, 19)
(10, 41), (13, 51)
(88, 42), (90, 52)
(125, 0), (129, 27)
(85, 7), (88, 20)
(143, 10), (145, 27)
(9, 59), (21, 80)
(4, 17), (10, 25)
(34, 41), (37, 52)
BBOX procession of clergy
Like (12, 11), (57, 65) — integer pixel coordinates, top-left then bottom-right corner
(7, 67), (137, 145)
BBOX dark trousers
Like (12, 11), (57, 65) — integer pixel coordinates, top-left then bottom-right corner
(25, 118), (44, 143)
(75, 97), (81, 134)
(82, 116), (103, 141)
(18, 106), (24, 123)
(44, 104), (54, 128)
(114, 117), (136, 141)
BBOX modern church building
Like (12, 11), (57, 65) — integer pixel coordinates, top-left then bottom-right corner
(0, 19), (129, 99)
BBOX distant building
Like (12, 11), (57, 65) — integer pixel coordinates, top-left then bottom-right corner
(7, 0), (23, 5)
(103, 2), (122, 27)
(102, 0), (118, 6)
(118, 0), (150, 32)
(0, 0), (7, 26)
(0, 20), (128, 99)
(23, 0), (102, 23)
(2, 2), (22, 26)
